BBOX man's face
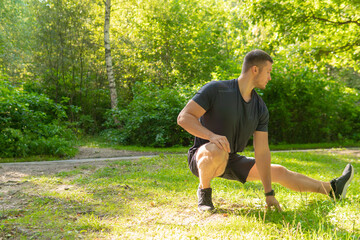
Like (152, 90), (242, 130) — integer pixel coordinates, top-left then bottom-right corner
(254, 61), (272, 89)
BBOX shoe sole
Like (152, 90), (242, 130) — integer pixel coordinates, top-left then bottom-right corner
(198, 207), (215, 212)
(340, 164), (354, 200)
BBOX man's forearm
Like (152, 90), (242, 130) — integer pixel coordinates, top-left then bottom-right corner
(177, 104), (231, 152)
(254, 151), (272, 192)
(177, 112), (214, 140)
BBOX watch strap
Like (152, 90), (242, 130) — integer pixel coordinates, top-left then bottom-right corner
(265, 189), (275, 197)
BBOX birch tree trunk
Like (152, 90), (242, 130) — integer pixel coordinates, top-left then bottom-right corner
(104, 0), (118, 110)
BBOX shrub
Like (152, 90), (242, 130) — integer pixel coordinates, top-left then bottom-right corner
(0, 79), (77, 158)
(102, 82), (195, 147)
(102, 64), (360, 147)
(260, 63), (360, 144)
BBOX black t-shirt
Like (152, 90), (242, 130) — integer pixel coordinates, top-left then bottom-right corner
(192, 79), (269, 153)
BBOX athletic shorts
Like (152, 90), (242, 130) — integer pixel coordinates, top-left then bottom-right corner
(187, 146), (255, 184)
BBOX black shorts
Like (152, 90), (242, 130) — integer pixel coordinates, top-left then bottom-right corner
(187, 146), (255, 184)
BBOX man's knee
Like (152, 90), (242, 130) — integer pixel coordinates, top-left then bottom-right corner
(272, 164), (290, 181)
(196, 143), (229, 169)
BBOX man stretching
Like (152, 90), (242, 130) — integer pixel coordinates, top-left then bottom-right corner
(177, 49), (354, 211)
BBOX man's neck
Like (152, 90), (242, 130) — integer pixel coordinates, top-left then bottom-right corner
(237, 75), (255, 102)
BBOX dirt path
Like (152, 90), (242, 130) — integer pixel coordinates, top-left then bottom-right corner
(0, 147), (159, 182)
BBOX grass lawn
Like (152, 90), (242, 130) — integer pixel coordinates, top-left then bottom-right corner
(1, 151), (359, 239)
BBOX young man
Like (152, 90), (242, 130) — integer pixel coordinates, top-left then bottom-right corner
(177, 49), (354, 212)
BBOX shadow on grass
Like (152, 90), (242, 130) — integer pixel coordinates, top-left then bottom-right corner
(215, 199), (359, 238)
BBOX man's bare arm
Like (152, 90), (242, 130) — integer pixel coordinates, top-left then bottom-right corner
(177, 100), (230, 153)
(253, 131), (282, 211)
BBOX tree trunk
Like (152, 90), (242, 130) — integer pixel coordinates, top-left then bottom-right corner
(104, 0), (118, 110)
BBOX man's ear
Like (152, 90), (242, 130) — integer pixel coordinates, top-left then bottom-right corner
(251, 65), (259, 74)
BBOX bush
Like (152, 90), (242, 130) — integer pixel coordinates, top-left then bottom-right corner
(102, 82), (195, 147)
(0, 79), (77, 158)
(260, 63), (360, 144)
(102, 64), (360, 147)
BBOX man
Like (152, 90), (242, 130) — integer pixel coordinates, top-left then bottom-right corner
(177, 49), (354, 212)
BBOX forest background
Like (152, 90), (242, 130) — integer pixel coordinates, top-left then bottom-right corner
(1, 0), (359, 158)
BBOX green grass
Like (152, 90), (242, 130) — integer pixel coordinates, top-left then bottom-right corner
(0, 150), (359, 239)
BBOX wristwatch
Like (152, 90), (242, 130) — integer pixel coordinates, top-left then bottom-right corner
(265, 189), (275, 197)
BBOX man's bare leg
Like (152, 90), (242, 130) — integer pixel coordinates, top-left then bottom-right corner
(247, 164), (332, 194)
(196, 143), (229, 188)
(195, 143), (228, 211)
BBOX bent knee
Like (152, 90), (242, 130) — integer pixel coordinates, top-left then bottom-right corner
(196, 143), (229, 167)
(202, 143), (229, 160)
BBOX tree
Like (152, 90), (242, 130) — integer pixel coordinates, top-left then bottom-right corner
(109, 0), (251, 87)
(0, 0), (33, 81)
(28, 0), (111, 129)
(104, 0), (118, 110)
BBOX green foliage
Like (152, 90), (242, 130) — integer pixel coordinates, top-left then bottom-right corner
(328, 66), (360, 90)
(127, 0), (245, 85)
(101, 60), (360, 147)
(0, 0), (33, 80)
(102, 82), (195, 147)
(260, 60), (360, 143)
(1, 0), (360, 147)
(26, 0), (110, 131)
(0, 80), (77, 157)
(244, 0), (360, 72)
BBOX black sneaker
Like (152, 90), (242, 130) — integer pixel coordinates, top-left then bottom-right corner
(330, 163), (354, 200)
(197, 188), (215, 212)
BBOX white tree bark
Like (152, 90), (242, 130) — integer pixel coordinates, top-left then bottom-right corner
(104, 0), (118, 110)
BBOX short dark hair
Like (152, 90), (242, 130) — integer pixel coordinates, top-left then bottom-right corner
(242, 49), (273, 73)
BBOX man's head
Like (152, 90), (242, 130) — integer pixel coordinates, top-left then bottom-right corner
(242, 49), (273, 74)
(241, 50), (273, 89)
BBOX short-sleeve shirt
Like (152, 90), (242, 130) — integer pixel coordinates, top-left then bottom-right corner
(191, 79), (269, 154)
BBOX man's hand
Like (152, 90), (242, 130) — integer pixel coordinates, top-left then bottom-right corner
(265, 196), (282, 211)
(209, 134), (231, 153)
